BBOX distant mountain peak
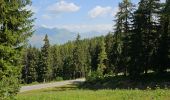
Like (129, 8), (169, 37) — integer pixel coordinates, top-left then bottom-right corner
(29, 26), (109, 47)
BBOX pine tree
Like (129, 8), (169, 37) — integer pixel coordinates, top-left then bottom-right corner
(97, 38), (108, 76)
(128, 2), (146, 76)
(58, 41), (74, 79)
(50, 46), (63, 80)
(39, 34), (51, 82)
(72, 34), (85, 78)
(85, 44), (92, 78)
(22, 46), (38, 84)
(89, 39), (99, 71)
(114, 0), (134, 75)
(154, 0), (170, 72)
(110, 35), (120, 75)
(0, 0), (34, 99)
(63, 56), (73, 79)
(105, 32), (114, 74)
(131, 0), (161, 74)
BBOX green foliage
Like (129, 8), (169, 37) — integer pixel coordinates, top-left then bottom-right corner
(55, 77), (63, 81)
(22, 46), (38, 84)
(86, 71), (103, 82)
(105, 33), (114, 73)
(39, 34), (51, 82)
(114, 0), (134, 75)
(0, 77), (19, 100)
(97, 38), (108, 75)
(72, 34), (86, 78)
(153, 0), (170, 73)
(50, 46), (63, 79)
(0, 0), (34, 99)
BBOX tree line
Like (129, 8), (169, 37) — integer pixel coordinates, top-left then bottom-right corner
(21, 0), (170, 84)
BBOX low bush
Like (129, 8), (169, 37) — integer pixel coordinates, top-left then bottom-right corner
(55, 77), (63, 81)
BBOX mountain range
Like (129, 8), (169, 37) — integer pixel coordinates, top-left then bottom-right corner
(29, 26), (110, 47)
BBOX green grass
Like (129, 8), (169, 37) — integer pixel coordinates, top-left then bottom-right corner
(17, 84), (170, 100)
(17, 73), (170, 100)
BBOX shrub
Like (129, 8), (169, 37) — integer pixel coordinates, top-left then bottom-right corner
(55, 77), (63, 81)
(86, 71), (103, 82)
(0, 77), (20, 100)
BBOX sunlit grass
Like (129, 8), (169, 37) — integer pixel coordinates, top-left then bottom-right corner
(17, 84), (170, 100)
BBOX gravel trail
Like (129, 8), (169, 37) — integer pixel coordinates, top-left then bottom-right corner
(20, 78), (85, 92)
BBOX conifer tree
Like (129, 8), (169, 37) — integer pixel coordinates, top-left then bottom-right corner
(97, 38), (108, 76)
(89, 39), (99, 71)
(105, 33), (114, 74)
(154, 0), (170, 72)
(72, 34), (85, 78)
(130, 0), (161, 75)
(0, 0), (34, 99)
(50, 46), (63, 79)
(22, 46), (38, 84)
(114, 0), (134, 75)
(63, 56), (73, 79)
(39, 34), (51, 82)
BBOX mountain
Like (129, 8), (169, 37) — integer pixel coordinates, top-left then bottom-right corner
(29, 27), (77, 47)
(29, 26), (109, 47)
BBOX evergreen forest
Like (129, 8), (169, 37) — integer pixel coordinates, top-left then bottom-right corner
(0, 0), (170, 99)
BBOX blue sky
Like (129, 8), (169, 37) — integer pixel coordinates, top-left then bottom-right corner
(30, 0), (166, 32)
(28, 0), (165, 46)
(30, 0), (141, 32)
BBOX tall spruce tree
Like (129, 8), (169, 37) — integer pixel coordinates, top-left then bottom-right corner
(131, 0), (161, 75)
(97, 38), (108, 76)
(63, 55), (73, 79)
(89, 39), (99, 71)
(105, 33), (114, 74)
(154, 0), (170, 72)
(0, 0), (34, 99)
(128, 3), (145, 76)
(114, 0), (134, 75)
(50, 46), (63, 79)
(72, 34), (85, 78)
(22, 46), (38, 84)
(39, 34), (51, 82)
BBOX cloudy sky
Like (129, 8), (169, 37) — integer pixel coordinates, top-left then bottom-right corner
(30, 0), (141, 32)
(30, 0), (166, 32)
(28, 0), (166, 46)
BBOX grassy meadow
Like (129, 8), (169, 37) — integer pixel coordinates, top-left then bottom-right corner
(17, 84), (170, 100)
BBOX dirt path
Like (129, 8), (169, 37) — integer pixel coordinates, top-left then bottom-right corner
(20, 78), (85, 92)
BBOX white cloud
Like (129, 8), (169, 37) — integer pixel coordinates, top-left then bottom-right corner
(47, 1), (80, 14)
(41, 24), (53, 29)
(88, 6), (112, 18)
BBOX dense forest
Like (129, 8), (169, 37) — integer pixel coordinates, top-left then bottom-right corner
(21, 0), (170, 83)
(0, 0), (170, 99)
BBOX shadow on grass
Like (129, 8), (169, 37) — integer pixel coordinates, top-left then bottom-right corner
(79, 72), (170, 90)
(41, 84), (79, 92)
